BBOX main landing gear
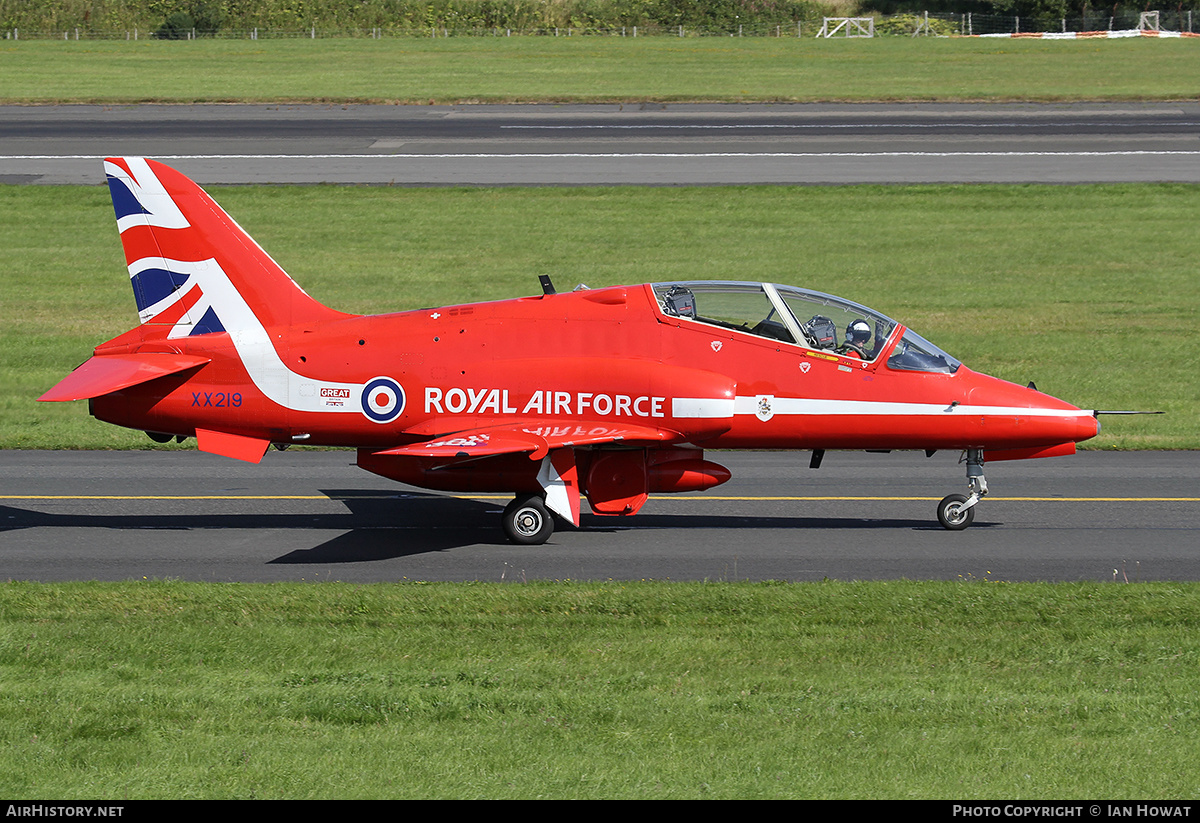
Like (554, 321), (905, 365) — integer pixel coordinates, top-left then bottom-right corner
(502, 449), (994, 540)
(502, 494), (555, 545)
(937, 448), (988, 530)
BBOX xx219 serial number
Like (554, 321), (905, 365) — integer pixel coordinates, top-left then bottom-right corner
(191, 391), (243, 408)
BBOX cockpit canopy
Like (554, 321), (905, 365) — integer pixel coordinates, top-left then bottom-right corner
(653, 281), (961, 374)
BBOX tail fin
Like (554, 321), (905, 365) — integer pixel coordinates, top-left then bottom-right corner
(104, 157), (349, 337)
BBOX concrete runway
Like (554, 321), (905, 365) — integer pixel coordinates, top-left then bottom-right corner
(2, 449), (1197, 583)
(3, 102), (1200, 184)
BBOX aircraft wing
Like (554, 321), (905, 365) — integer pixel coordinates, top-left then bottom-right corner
(370, 421), (683, 528)
(39, 353), (211, 402)
(374, 420), (680, 461)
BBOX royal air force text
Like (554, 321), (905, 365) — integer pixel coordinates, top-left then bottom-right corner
(424, 388), (666, 418)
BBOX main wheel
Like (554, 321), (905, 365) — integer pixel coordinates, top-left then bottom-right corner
(502, 495), (554, 545)
(937, 493), (975, 530)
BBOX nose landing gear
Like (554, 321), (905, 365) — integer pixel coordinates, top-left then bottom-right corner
(937, 448), (988, 530)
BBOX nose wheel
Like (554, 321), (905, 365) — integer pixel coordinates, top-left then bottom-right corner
(937, 493), (975, 530)
(938, 448), (987, 530)
(502, 494), (555, 545)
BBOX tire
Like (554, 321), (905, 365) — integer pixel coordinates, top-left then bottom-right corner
(502, 495), (554, 545)
(937, 493), (975, 531)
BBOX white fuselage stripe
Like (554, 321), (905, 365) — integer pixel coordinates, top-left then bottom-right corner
(672, 396), (1091, 419)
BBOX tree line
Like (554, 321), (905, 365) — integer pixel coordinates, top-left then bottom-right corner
(3, 0), (1195, 35)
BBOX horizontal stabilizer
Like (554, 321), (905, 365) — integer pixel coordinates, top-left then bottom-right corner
(38, 353), (210, 402)
(374, 420), (678, 462)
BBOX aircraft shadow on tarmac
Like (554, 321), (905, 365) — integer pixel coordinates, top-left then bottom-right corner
(1, 489), (992, 565)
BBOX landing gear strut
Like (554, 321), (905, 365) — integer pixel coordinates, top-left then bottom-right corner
(502, 494), (555, 545)
(937, 448), (988, 530)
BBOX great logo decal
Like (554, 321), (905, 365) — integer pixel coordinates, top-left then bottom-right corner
(319, 386), (351, 408)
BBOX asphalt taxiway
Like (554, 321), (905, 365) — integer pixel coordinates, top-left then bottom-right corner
(2, 449), (1196, 583)
(3, 102), (1200, 184)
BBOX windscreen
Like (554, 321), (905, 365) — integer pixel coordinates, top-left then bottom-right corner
(886, 329), (962, 374)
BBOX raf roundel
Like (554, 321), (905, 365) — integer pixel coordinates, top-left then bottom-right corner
(361, 377), (405, 424)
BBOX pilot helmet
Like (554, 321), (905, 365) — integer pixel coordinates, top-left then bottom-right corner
(846, 319), (872, 346)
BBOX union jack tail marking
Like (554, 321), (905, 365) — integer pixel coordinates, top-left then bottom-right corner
(98, 158), (373, 419)
(104, 157), (346, 337)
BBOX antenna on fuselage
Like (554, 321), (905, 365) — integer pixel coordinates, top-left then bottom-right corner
(538, 275), (556, 295)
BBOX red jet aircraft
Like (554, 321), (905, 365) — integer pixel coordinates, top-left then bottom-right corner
(41, 157), (1104, 543)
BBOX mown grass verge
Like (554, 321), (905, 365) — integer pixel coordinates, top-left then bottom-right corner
(2, 37), (1199, 104)
(1, 579), (1198, 799)
(2, 182), (1192, 450)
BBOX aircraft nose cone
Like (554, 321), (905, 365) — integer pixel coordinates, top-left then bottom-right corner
(1075, 412), (1101, 443)
(1030, 407), (1099, 446)
(1034, 396), (1099, 445)
(967, 378), (1099, 447)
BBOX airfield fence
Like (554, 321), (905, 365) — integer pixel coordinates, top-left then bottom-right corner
(4, 10), (1196, 40)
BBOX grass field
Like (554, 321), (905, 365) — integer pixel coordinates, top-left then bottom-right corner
(3, 33), (1198, 801)
(2, 182), (1192, 450)
(2, 579), (1200, 799)
(2, 36), (1200, 103)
